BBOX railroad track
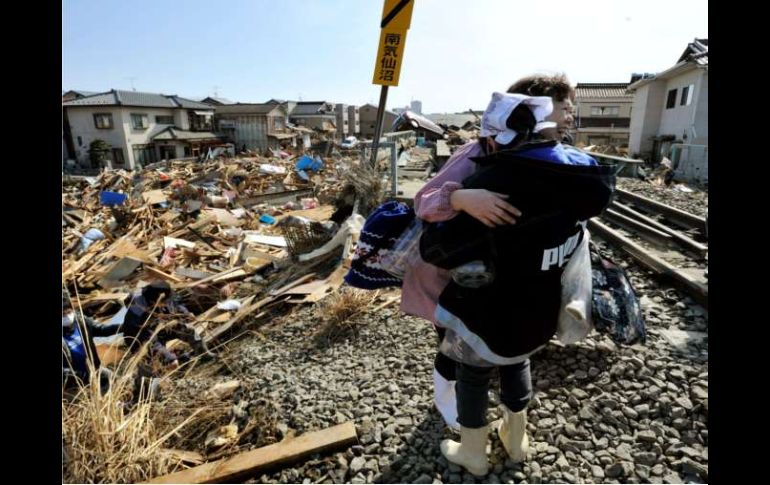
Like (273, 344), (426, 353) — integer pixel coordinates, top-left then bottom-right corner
(590, 188), (708, 308)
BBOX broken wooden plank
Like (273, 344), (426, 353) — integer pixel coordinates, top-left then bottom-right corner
(241, 248), (284, 263)
(62, 239), (108, 279)
(164, 236), (197, 250)
(204, 295), (275, 344)
(78, 292), (130, 308)
(182, 266), (243, 288)
(147, 422), (358, 484)
(144, 265), (184, 283)
(142, 189), (168, 205)
(175, 267), (215, 280)
(244, 234), (288, 248)
(159, 449), (205, 467)
(300, 265), (347, 303)
(101, 257), (143, 282)
(269, 273), (317, 296)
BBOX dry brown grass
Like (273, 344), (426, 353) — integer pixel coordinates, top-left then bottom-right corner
(313, 287), (379, 345)
(62, 345), (200, 483)
(62, 295), (213, 483)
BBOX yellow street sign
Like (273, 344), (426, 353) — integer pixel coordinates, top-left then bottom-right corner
(372, 28), (408, 86)
(380, 0), (414, 31)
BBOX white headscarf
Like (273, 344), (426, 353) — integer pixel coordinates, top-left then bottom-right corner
(480, 92), (557, 145)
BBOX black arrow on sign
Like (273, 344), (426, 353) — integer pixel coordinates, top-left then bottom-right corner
(381, 0), (411, 28)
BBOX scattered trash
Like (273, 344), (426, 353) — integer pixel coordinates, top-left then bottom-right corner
(259, 214), (277, 225)
(259, 164), (287, 175)
(295, 155), (323, 172)
(79, 228), (105, 252)
(100, 191), (127, 206)
(216, 300), (243, 311)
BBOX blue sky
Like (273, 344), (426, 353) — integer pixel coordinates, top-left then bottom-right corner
(63, 0), (708, 113)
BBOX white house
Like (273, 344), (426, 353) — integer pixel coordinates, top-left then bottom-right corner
(63, 90), (220, 170)
(627, 39), (708, 161)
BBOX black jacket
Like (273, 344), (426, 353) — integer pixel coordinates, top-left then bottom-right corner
(420, 143), (615, 358)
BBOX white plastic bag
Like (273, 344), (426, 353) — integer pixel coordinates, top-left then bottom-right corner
(380, 218), (423, 278)
(557, 227), (593, 345)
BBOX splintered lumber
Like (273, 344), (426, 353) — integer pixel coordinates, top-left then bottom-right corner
(204, 295), (275, 344)
(147, 422), (358, 484)
(182, 266), (243, 288)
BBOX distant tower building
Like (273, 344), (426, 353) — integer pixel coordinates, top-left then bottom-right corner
(410, 100), (422, 115)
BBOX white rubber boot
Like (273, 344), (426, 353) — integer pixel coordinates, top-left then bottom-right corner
(498, 405), (529, 463)
(440, 425), (490, 477)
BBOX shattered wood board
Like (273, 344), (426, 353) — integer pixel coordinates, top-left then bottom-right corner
(159, 211), (180, 223)
(164, 236), (197, 249)
(280, 279), (328, 296)
(79, 292), (130, 307)
(212, 268), (248, 282)
(100, 257), (143, 282)
(159, 449), (205, 466)
(110, 239), (153, 263)
(175, 267), (215, 280)
(142, 189), (168, 205)
(294, 265), (347, 304)
(95, 342), (126, 366)
(274, 205), (335, 223)
(203, 208), (243, 227)
(144, 266), (184, 283)
(147, 422), (358, 484)
(242, 248), (285, 262)
(244, 234), (288, 247)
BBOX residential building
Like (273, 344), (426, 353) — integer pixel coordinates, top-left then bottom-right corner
(214, 103), (295, 152)
(335, 103), (350, 138)
(573, 83), (633, 147)
(347, 105), (360, 136)
(200, 97), (234, 106)
(289, 101), (337, 136)
(62, 89), (219, 169)
(628, 38), (708, 161)
(359, 103), (398, 139)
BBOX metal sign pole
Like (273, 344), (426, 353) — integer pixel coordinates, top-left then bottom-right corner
(369, 85), (389, 167)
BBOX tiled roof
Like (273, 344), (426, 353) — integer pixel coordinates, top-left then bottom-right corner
(575, 83), (633, 99)
(62, 90), (214, 109)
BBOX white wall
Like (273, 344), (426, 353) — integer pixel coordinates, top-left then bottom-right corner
(628, 82), (666, 157)
(66, 107), (129, 167)
(692, 72), (708, 146)
(658, 69), (703, 139)
(174, 110), (190, 130)
(118, 107), (178, 168)
(232, 115), (269, 151)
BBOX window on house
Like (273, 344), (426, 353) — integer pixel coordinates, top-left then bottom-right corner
(156, 115), (174, 124)
(681, 84), (694, 106)
(111, 148), (125, 165)
(590, 106), (620, 116)
(93, 113), (113, 129)
(666, 89), (678, 109)
(77, 136), (83, 147)
(131, 113), (149, 129)
(132, 144), (156, 166)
